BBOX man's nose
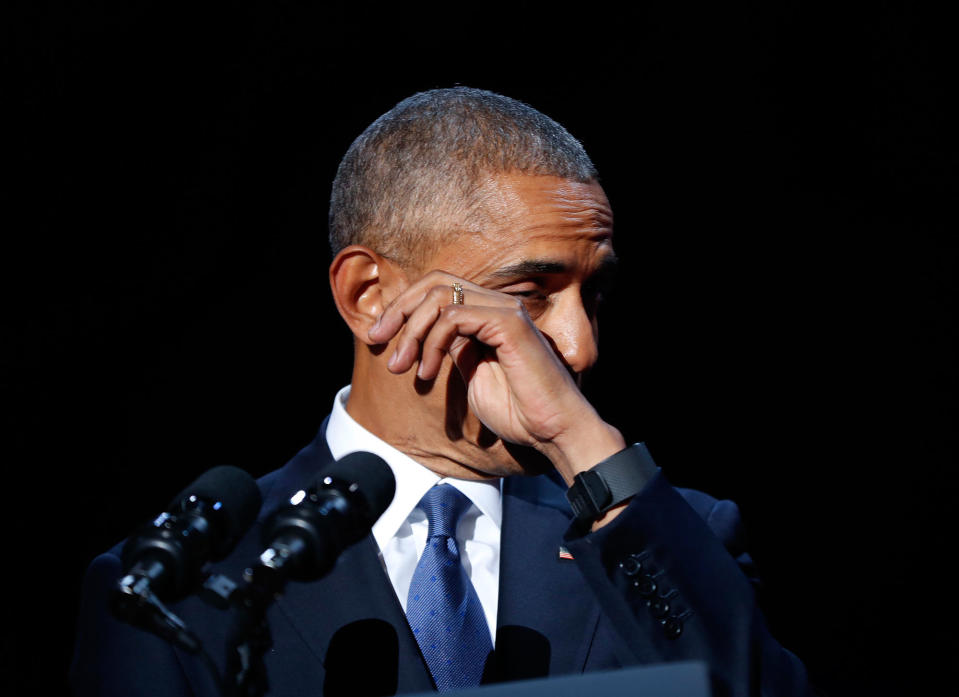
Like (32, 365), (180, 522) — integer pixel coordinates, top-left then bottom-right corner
(547, 294), (599, 375)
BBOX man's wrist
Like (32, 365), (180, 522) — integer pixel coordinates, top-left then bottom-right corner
(565, 443), (660, 530)
(540, 417), (626, 486)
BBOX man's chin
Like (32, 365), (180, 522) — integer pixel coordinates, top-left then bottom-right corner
(454, 420), (554, 478)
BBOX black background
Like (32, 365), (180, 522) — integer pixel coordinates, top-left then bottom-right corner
(5, 2), (955, 696)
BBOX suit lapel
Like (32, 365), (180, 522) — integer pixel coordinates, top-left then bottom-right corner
(256, 421), (435, 695)
(258, 421), (603, 691)
(494, 472), (602, 682)
(273, 536), (433, 695)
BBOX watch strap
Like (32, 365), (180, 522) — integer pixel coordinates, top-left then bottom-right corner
(566, 443), (659, 526)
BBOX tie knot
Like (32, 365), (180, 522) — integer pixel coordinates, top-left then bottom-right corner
(418, 485), (472, 539)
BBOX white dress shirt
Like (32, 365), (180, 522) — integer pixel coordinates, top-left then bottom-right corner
(325, 385), (501, 644)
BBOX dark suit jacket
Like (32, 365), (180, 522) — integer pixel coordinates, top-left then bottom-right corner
(70, 421), (811, 697)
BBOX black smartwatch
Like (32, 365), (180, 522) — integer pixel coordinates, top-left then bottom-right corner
(565, 443), (659, 527)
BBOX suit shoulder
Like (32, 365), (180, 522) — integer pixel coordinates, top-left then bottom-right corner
(675, 486), (748, 559)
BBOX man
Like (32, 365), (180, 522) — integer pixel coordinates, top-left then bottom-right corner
(71, 87), (812, 696)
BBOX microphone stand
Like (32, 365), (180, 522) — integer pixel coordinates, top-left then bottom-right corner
(214, 544), (303, 697)
(114, 565), (203, 653)
(224, 583), (273, 697)
(114, 571), (228, 697)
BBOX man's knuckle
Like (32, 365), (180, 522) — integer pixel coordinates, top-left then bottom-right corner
(428, 284), (450, 302)
(424, 270), (450, 286)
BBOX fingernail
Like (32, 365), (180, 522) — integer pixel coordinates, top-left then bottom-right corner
(388, 350), (398, 369)
(369, 317), (382, 336)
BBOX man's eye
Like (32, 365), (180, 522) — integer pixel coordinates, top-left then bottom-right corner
(499, 281), (545, 298)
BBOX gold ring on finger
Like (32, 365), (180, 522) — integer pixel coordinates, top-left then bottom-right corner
(451, 282), (465, 305)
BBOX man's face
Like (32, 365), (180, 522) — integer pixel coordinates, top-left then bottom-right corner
(396, 172), (618, 478)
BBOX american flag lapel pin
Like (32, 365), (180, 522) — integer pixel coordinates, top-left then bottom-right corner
(558, 546), (574, 560)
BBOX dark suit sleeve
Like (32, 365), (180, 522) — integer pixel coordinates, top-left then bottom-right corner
(69, 552), (199, 697)
(563, 466), (812, 697)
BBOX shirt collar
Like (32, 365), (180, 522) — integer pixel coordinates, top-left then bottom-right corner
(326, 386), (502, 551)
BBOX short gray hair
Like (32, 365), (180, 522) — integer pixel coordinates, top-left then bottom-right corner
(328, 87), (598, 267)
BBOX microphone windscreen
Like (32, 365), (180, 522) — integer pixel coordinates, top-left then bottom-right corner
(168, 465), (262, 539)
(324, 452), (396, 518)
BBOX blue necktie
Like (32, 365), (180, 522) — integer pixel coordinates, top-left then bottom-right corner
(406, 485), (493, 691)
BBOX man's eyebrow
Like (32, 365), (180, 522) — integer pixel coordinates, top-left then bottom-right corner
(488, 260), (570, 279)
(488, 254), (619, 281)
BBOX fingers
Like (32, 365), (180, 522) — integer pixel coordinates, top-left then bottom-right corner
(416, 304), (527, 380)
(367, 273), (450, 345)
(368, 271), (522, 375)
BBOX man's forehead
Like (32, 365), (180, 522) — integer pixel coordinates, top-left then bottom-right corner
(482, 173), (613, 226)
(423, 173), (615, 279)
(479, 176), (613, 251)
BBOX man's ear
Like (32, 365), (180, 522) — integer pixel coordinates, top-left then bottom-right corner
(329, 245), (406, 345)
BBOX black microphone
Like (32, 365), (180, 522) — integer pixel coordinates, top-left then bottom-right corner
(112, 465), (262, 646)
(219, 453), (393, 696)
(245, 451), (395, 593)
